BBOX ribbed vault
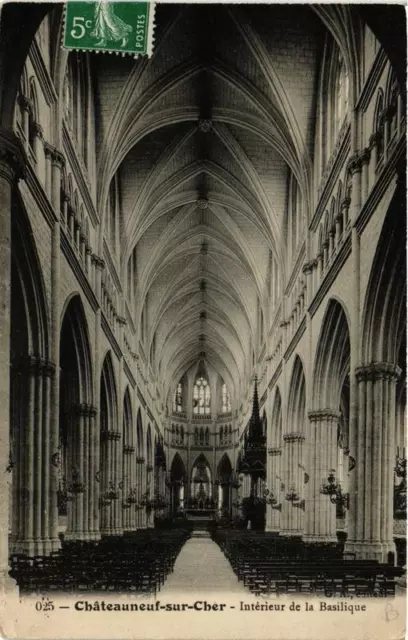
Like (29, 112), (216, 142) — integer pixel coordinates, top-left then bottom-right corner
(93, 5), (327, 404)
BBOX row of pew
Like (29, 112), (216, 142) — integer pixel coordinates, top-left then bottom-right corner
(213, 531), (404, 597)
(10, 528), (190, 594)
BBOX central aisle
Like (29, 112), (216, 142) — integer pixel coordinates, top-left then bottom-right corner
(160, 535), (247, 593)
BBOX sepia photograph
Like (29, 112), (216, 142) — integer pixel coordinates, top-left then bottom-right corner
(0, 1), (405, 639)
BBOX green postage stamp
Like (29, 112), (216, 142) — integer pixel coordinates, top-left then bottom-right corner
(64, 1), (155, 57)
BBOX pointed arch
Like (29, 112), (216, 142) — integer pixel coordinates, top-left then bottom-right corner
(191, 452), (212, 478)
(60, 294), (93, 404)
(271, 386), (282, 444)
(146, 423), (152, 464)
(287, 355), (306, 433)
(136, 408), (144, 454)
(100, 351), (118, 432)
(170, 452), (186, 481)
(361, 181), (406, 365)
(312, 298), (350, 410)
(123, 386), (133, 446)
(217, 452), (233, 480)
(11, 194), (49, 360)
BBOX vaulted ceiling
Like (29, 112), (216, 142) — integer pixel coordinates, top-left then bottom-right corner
(94, 4), (326, 404)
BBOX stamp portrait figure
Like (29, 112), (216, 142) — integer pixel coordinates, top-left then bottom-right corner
(90, 0), (133, 47)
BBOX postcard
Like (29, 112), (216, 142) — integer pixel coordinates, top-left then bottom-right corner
(0, 1), (405, 639)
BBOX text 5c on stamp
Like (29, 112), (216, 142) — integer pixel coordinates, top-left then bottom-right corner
(63, 1), (155, 57)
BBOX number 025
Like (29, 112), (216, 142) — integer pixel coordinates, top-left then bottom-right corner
(70, 17), (93, 39)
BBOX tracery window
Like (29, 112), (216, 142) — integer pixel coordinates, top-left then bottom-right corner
(173, 381), (183, 413)
(221, 383), (231, 413)
(193, 376), (211, 415)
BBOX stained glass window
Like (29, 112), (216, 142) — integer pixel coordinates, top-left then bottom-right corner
(193, 376), (211, 415)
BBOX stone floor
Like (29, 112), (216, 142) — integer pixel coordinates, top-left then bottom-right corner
(160, 535), (247, 594)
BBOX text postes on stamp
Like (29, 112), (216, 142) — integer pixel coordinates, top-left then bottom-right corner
(64, 1), (155, 57)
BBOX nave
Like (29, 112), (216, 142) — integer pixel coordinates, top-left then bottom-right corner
(9, 525), (405, 598)
(0, 3), (406, 602)
(160, 535), (246, 594)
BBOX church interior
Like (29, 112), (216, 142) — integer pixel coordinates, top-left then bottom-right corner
(0, 2), (406, 597)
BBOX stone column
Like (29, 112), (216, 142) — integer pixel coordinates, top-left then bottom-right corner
(31, 123), (45, 183)
(87, 406), (98, 540)
(122, 445), (135, 531)
(345, 363), (401, 562)
(43, 143), (53, 199)
(0, 131), (25, 591)
(136, 457), (146, 529)
(93, 256), (104, 540)
(303, 410), (339, 543)
(265, 448), (282, 532)
(68, 402), (97, 542)
(146, 464), (154, 528)
(99, 430), (121, 536)
(112, 431), (122, 535)
(11, 357), (55, 556)
(49, 148), (64, 553)
(17, 95), (30, 151)
(281, 433), (305, 536)
(65, 403), (87, 541)
(360, 149), (371, 205)
(316, 252), (323, 284)
(328, 230), (335, 259)
(60, 192), (68, 230)
(335, 214), (342, 249)
(341, 197), (350, 232)
(130, 447), (138, 531)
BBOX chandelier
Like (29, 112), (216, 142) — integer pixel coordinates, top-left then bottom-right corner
(320, 470), (349, 510)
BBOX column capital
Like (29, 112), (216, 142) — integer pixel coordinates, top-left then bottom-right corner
(302, 260), (314, 274)
(15, 355), (55, 377)
(348, 152), (363, 176)
(136, 457), (145, 464)
(358, 147), (371, 166)
(268, 447), (282, 456)
(382, 104), (396, 122)
(44, 141), (54, 158)
(92, 254), (105, 270)
(283, 432), (305, 443)
(72, 403), (97, 417)
(101, 430), (121, 441)
(0, 129), (26, 183)
(355, 362), (402, 382)
(123, 445), (135, 455)
(51, 148), (65, 169)
(369, 131), (382, 149)
(117, 315), (127, 326)
(308, 409), (340, 423)
(17, 94), (33, 113)
(30, 122), (44, 140)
